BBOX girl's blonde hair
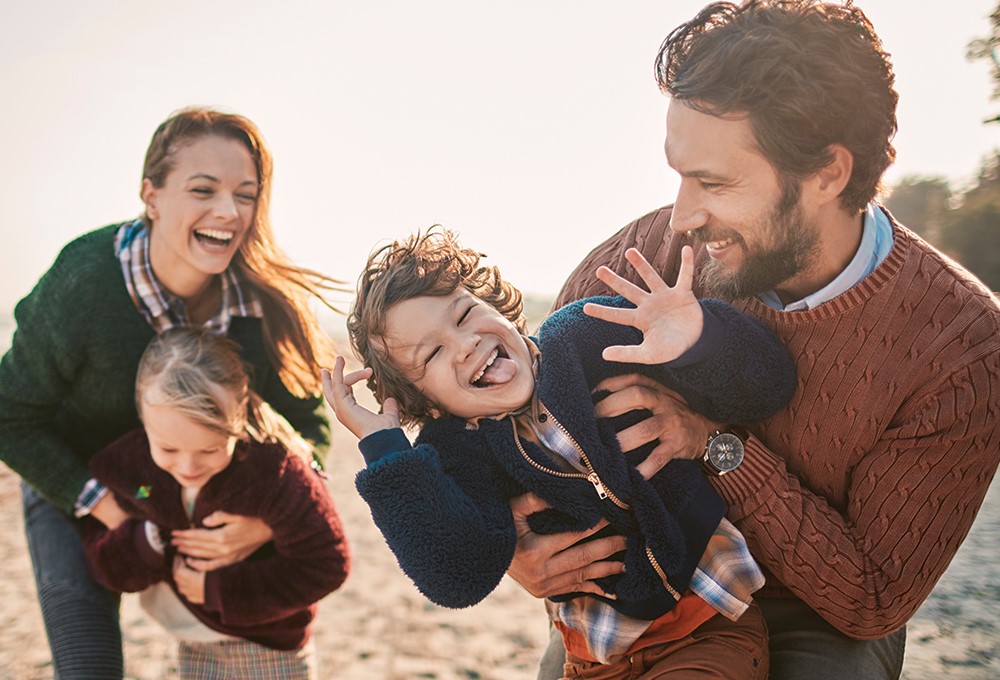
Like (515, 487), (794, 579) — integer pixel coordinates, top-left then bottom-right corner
(142, 106), (345, 397)
(136, 326), (312, 462)
(348, 227), (526, 426)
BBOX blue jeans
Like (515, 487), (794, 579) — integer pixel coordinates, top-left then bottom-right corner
(22, 481), (124, 679)
(537, 597), (906, 680)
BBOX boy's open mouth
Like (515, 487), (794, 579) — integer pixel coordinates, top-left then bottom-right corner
(471, 345), (516, 387)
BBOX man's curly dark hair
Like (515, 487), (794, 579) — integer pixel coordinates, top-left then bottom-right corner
(656, 0), (898, 214)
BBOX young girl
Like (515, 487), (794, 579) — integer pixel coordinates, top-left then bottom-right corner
(0, 106), (340, 677)
(84, 327), (350, 679)
(326, 228), (796, 678)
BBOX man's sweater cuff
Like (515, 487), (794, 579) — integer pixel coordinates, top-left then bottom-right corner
(708, 434), (782, 521)
(358, 428), (412, 466)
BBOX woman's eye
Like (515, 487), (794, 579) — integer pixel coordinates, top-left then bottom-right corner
(191, 187), (213, 196)
(699, 181), (723, 190)
(458, 307), (472, 325)
(236, 193), (257, 204)
(426, 347), (441, 364)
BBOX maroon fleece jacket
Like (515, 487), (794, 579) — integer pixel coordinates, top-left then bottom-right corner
(83, 429), (350, 650)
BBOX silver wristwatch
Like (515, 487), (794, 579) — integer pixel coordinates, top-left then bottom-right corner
(702, 430), (745, 476)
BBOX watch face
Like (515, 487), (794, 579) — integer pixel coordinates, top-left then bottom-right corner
(707, 432), (745, 472)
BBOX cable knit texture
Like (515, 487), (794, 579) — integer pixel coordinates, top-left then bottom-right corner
(555, 204), (1000, 640)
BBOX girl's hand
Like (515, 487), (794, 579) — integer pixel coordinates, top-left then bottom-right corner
(173, 555), (206, 604)
(583, 246), (703, 365)
(321, 356), (401, 440)
(171, 512), (272, 571)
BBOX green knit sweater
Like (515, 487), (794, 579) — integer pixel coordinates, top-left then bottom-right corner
(0, 224), (329, 514)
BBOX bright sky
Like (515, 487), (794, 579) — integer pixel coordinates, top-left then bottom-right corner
(1, 0), (997, 316)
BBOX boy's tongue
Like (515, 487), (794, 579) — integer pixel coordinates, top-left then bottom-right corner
(477, 356), (517, 386)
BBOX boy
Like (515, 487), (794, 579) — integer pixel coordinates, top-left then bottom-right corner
(325, 228), (794, 677)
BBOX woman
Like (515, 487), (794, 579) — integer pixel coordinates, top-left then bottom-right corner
(0, 107), (340, 678)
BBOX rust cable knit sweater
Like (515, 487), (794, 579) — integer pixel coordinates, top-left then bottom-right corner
(555, 204), (1000, 640)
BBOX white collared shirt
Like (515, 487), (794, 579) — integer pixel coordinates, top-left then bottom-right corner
(757, 203), (894, 312)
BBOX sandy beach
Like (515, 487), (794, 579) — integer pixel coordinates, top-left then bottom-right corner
(0, 374), (997, 678)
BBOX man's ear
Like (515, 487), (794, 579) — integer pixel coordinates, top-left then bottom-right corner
(812, 143), (854, 206)
(141, 178), (159, 221)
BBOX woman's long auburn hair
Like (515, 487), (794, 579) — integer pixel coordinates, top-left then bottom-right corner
(141, 107), (343, 397)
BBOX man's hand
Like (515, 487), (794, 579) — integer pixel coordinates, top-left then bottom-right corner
(506, 492), (626, 599)
(583, 246), (703, 365)
(322, 356), (401, 440)
(593, 373), (720, 479)
(171, 512), (272, 572)
(173, 556), (206, 604)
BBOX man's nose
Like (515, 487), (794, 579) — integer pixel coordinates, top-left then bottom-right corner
(669, 181), (709, 234)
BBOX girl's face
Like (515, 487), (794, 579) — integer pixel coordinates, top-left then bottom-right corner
(142, 135), (258, 298)
(141, 387), (239, 490)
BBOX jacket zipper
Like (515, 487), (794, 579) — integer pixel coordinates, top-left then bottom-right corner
(510, 405), (630, 511)
(514, 402), (683, 602)
(645, 545), (682, 602)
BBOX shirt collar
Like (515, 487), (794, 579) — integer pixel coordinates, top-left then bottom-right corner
(756, 202), (894, 311)
(116, 219), (262, 333)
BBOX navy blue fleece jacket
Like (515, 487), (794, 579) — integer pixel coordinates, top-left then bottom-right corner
(355, 296), (796, 617)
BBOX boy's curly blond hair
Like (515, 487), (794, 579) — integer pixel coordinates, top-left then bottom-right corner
(348, 227), (526, 426)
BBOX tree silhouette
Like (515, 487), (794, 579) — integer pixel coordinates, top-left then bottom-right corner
(967, 3), (1000, 122)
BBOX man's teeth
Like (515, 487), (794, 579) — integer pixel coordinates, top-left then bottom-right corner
(471, 348), (499, 385)
(195, 228), (234, 243)
(706, 237), (735, 249)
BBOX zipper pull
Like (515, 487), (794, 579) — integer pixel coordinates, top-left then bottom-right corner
(588, 473), (609, 500)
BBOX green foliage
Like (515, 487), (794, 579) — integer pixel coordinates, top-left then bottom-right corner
(967, 3), (1000, 122)
(883, 177), (951, 240)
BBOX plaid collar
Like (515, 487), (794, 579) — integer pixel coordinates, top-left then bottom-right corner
(115, 218), (262, 334)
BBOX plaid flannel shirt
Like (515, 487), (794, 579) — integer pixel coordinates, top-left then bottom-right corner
(529, 410), (764, 663)
(73, 219), (263, 516)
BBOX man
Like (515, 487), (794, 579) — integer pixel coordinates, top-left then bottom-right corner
(507, 1), (1000, 678)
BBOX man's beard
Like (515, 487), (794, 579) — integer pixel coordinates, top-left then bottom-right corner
(695, 186), (818, 301)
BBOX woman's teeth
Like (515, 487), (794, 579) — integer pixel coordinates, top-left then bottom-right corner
(194, 228), (234, 244)
(471, 348), (499, 385)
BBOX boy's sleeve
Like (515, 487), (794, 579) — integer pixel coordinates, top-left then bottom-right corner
(544, 296), (796, 424)
(354, 424), (518, 609)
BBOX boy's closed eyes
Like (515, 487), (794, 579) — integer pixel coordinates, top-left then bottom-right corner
(379, 287), (536, 420)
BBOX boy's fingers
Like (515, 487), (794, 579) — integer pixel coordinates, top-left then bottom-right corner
(602, 344), (652, 365)
(595, 266), (647, 302)
(582, 302), (636, 328)
(342, 368), (373, 387)
(676, 245), (695, 291)
(321, 368), (335, 403)
(624, 247), (668, 292)
(382, 398), (399, 420)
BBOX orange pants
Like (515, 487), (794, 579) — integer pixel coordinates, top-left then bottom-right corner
(562, 603), (768, 680)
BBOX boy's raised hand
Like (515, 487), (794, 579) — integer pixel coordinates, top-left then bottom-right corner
(322, 356), (401, 440)
(583, 246), (703, 365)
